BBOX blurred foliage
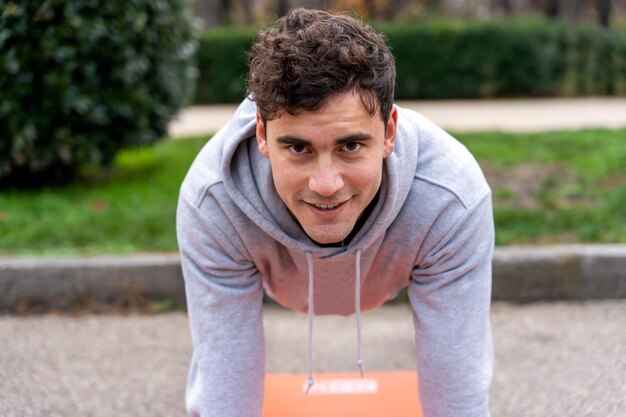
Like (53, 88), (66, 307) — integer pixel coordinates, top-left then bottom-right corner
(192, 17), (626, 103)
(0, 0), (198, 187)
(195, 26), (258, 103)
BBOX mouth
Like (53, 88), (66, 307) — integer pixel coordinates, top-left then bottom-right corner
(314, 203), (340, 210)
(307, 200), (347, 212)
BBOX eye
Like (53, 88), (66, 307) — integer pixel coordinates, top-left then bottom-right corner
(341, 142), (362, 152)
(289, 144), (309, 154)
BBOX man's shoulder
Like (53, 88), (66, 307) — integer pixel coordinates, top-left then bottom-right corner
(397, 107), (490, 210)
(179, 137), (226, 207)
(180, 99), (258, 206)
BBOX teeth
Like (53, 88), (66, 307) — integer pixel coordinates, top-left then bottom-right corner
(315, 204), (339, 210)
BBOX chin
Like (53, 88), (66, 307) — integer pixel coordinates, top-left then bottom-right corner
(306, 230), (350, 245)
(312, 237), (343, 245)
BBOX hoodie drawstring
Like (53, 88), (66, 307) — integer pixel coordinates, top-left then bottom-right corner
(304, 249), (365, 396)
(355, 249), (364, 378)
(305, 252), (315, 395)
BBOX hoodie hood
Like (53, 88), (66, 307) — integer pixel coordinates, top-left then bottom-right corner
(220, 98), (419, 258)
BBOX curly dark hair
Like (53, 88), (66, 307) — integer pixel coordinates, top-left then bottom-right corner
(246, 8), (396, 124)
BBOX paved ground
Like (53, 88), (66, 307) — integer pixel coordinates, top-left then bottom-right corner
(167, 98), (626, 137)
(1, 300), (625, 417)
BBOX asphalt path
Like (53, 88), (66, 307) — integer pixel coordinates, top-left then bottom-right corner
(1, 300), (625, 417)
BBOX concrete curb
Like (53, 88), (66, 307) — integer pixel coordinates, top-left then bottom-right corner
(1, 245), (625, 311)
(0, 254), (184, 312)
(492, 245), (626, 301)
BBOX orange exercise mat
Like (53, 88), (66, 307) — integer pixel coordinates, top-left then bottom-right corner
(263, 371), (423, 417)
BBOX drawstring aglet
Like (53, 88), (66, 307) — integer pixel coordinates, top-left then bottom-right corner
(305, 377), (315, 395)
(357, 359), (364, 378)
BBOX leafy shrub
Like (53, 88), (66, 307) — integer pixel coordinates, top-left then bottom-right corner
(376, 18), (626, 99)
(192, 18), (626, 103)
(573, 24), (626, 95)
(0, 0), (198, 187)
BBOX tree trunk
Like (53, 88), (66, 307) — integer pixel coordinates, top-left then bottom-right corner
(277, 0), (289, 17)
(545, 0), (560, 19)
(597, 0), (612, 27)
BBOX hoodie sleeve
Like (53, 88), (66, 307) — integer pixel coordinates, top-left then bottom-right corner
(177, 190), (265, 417)
(409, 192), (494, 417)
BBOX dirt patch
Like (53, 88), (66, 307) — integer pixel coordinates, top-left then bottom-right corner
(482, 163), (591, 210)
(598, 174), (626, 188)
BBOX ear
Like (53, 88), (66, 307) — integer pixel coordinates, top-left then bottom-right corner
(256, 112), (269, 158)
(383, 105), (398, 158)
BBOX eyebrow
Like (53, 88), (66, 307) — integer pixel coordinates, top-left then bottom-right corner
(275, 133), (373, 147)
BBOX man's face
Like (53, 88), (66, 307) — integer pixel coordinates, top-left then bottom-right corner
(256, 92), (397, 244)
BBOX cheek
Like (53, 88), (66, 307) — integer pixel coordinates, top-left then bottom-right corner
(270, 161), (302, 198)
(349, 161), (383, 190)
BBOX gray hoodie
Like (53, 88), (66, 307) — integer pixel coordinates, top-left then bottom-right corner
(177, 98), (494, 417)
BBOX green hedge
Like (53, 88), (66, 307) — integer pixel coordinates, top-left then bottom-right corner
(194, 18), (626, 103)
(0, 0), (197, 187)
(195, 26), (257, 103)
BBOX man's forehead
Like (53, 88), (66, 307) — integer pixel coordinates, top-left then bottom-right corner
(262, 90), (381, 123)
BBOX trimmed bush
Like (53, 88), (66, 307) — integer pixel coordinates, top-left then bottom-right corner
(382, 19), (572, 99)
(573, 24), (626, 95)
(0, 0), (198, 187)
(192, 18), (626, 104)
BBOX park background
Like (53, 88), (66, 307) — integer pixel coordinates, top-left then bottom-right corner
(1, 1), (626, 416)
(0, 0), (626, 255)
(1, 0), (626, 258)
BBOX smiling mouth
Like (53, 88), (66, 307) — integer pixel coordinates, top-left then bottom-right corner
(314, 203), (340, 210)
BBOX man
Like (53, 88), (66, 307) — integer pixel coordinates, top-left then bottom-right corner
(177, 8), (494, 417)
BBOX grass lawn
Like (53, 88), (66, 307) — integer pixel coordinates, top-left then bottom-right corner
(0, 136), (207, 256)
(457, 129), (626, 245)
(0, 128), (625, 255)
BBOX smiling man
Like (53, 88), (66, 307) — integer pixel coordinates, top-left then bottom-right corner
(177, 8), (494, 417)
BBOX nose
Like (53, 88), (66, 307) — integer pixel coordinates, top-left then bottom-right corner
(308, 159), (344, 197)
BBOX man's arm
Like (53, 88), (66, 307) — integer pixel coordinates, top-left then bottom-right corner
(409, 192), (494, 417)
(177, 191), (265, 417)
